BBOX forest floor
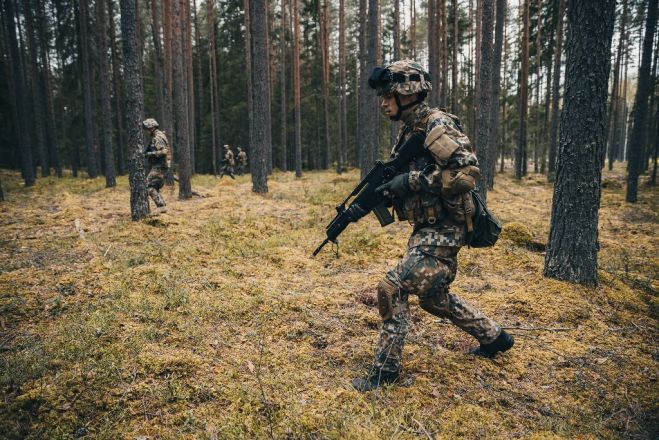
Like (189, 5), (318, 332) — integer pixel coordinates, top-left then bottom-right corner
(0, 165), (657, 439)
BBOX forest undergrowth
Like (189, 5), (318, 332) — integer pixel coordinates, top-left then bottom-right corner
(0, 165), (657, 439)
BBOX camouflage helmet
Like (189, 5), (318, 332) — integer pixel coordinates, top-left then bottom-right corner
(368, 59), (432, 97)
(141, 118), (159, 129)
(223, 144), (230, 150)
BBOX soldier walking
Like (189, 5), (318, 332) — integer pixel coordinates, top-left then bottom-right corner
(219, 145), (235, 179)
(141, 118), (170, 211)
(352, 60), (514, 392)
(236, 147), (248, 175)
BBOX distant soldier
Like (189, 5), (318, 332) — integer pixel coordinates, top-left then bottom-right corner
(219, 144), (235, 179)
(236, 147), (248, 175)
(141, 118), (170, 210)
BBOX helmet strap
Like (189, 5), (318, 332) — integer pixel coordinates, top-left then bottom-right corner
(390, 94), (425, 121)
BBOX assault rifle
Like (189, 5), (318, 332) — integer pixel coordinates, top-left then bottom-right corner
(312, 132), (426, 256)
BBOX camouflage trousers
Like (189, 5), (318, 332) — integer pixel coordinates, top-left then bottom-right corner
(372, 244), (501, 374)
(146, 167), (166, 207)
(219, 164), (235, 178)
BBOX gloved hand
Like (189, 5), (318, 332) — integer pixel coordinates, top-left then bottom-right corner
(376, 173), (409, 199)
(145, 151), (155, 157)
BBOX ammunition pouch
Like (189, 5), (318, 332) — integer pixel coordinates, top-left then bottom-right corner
(441, 165), (481, 196)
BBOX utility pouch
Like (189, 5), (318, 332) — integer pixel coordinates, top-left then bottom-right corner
(441, 165), (481, 196)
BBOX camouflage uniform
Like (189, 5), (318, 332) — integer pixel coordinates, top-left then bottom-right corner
(219, 145), (235, 179)
(142, 118), (170, 208)
(236, 148), (248, 175)
(369, 61), (502, 375)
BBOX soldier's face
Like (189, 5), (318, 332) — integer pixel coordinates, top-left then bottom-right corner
(381, 93), (398, 117)
(381, 93), (418, 118)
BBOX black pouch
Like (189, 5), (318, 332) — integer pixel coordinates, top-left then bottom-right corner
(466, 191), (502, 248)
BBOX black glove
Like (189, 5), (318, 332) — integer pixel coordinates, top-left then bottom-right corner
(376, 173), (409, 199)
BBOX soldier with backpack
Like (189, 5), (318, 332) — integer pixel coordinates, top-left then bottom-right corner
(351, 60), (514, 392)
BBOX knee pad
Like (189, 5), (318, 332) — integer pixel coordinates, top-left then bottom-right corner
(377, 278), (397, 321)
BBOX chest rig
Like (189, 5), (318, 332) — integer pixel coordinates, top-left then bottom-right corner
(392, 121), (447, 227)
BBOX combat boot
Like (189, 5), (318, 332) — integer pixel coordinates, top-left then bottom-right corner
(351, 370), (399, 392)
(148, 188), (166, 208)
(471, 329), (514, 358)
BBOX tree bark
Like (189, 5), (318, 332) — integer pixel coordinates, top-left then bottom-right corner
(488, 0), (505, 188)
(293, 0), (302, 177)
(451, 0), (459, 113)
(36, 0), (61, 177)
(280, 0), (287, 171)
(162, 0), (174, 159)
(410, 0), (416, 59)
(150, 0), (165, 129)
(172, 0), (191, 199)
(24, 0), (49, 177)
(606, 0), (626, 171)
(338, 0), (347, 173)
(516, 0), (529, 179)
(250, 0), (271, 192)
(365, 0), (380, 168)
(193, 0), (204, 174)
(391, 0), (400, 147)
(183, 0), (195, 174)
(119, 0), (150, 220)
(79, 0), (97, 178)
(544, 0), (615, 286)
(3, 0), (34, 186)
(475, 0), (494, 200)
(97, 0), (116, 187)
(440, 0), (449, 108)
(547, 0), (564, 181)
(626, 0), (657, 202)
(108, 0), (126, 175)
(319, 0), (330, 169)
(358, 0), (368, 177)
(209, 0), (218, 175)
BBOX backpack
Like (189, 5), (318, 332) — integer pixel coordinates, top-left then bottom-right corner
(466, 190), (501, 248)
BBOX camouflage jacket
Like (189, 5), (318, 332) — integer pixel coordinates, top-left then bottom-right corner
(392, 102), (478, 248)
(146, 129), (170, 170)
(224, 150), (235, 166)
(237, 151), (247, 165)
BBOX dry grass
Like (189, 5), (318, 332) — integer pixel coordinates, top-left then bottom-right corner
(0, 165), (657, 439)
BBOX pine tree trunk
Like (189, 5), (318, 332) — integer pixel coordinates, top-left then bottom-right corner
(358, 0), (368, 177)
(365, 0), (380, 167)
(172, 0), (191, 199)
(250, 0), (271, 192)
(108, 0), (126, 176)
(36, 0), (61, 177)
(428, 0), (437, 106)
(338, 0), (347, 173)
(24, 0), (49, 177)
(625, 0), (657, 202)
(547, 0), (564, 181)
(318, 0), (330, 169)
(208, 0), (218, 175)
(244, 0), (255, 176)
(411, 0), (416, 59)
(293, 0), (302, 177)
(533, 0), (541, 174)
(193, 0), (204, 174)
(79, 0), (97, 178)
(451, 0), (459, 113)
(150, 0), (165, 129)
(475, 0), (494, 200)
(516, 0), (529, 179)
(3, 0), (34, 186)
(184, 0), (195, 174)
(162, 0), (174, 161)
(119, 0), (150, 220)
(280, 0), (287, 171)
(97, 0), (116, 187)
(544, 0), (615, 286)
(440, 0), (448, 108)
(488, 0), (505, 189)
(391, 0), (400, 147)
(606, 0), (626, 171)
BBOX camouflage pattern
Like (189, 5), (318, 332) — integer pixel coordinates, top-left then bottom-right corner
(377, 59), (432, 97)
(236, 148), (248, 175)
(219, 146), (235, 179)
(144, 128), (170, 207)
(366, 88), (502, 375)
(373, 242), (501, 373)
